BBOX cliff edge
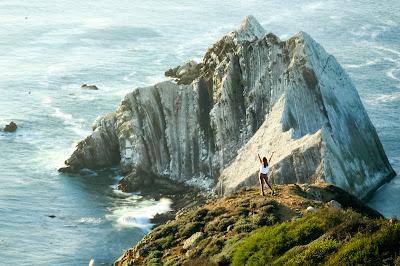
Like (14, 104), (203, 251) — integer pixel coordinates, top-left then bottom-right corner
(114, 183), (400, 266)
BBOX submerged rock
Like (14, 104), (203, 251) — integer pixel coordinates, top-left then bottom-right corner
(81, 83), (99, 90)
(60, 16), (395, 199)
(4, 122), (17, 132)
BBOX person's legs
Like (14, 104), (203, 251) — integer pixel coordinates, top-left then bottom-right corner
(264, 176), (274, 195)
(259, 174), (265, 196)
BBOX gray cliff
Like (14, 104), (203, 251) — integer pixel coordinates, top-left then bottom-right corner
(60, 16), (395, 199)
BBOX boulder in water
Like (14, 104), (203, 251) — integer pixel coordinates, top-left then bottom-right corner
(81, 83), (99, 90)
(4, 122), (17, 132)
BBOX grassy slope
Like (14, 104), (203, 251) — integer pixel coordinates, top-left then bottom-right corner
(114, 184), (400, 266)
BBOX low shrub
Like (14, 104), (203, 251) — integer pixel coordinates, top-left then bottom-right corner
(231, 209), (343, 266)
(231, 208), (400, 266)
(217, 217), (236, 232)
(143, 250), (162, 266)
(179, 222), (204, 238)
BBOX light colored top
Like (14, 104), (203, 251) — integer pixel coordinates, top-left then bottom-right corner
(260, 164), (269, 175)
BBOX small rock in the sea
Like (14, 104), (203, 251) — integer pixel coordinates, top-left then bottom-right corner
(183, 232), (204, 250)
(327, 199), (342, 209)
(4, 121), (17, 132)
(48, 215), (56, 218)
(306, 206), (316, 212)
(81, 83), (99, 90)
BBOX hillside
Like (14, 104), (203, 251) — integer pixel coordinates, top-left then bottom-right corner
(114, 183), (400, 266)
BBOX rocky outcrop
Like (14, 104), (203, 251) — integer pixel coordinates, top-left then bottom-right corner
(4, 121), (17, 132)
(114, 183), (386, 266)
(215, 25), (396, 199)
(165, 60), (202, 85)
(60, 16), (395, 199)
(81, 83), (99, 90)
(59, 114), (120, 172)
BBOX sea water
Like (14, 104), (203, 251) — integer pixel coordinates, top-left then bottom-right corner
(0, 0), (399, 265)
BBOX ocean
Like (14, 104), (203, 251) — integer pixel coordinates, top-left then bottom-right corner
(0, 0), (399, 265)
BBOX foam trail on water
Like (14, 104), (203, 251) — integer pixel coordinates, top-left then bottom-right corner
(107, 197), (172, 231)
(343, 59), (379, 69)
(51, 107), (89, 137)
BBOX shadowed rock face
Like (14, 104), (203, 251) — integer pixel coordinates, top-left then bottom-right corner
(59, 114), (120, 173)
(60, 16), (395, 199)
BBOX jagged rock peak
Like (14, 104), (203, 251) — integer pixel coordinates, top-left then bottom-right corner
(59, 16), (395, 200)
(230, 15), (266, 42)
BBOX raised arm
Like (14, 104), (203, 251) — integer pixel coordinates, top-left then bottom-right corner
(257, 153), (262, 163)
(268, 152), (275, 163)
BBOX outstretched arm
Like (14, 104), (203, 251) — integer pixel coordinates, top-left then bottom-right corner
(268, 152), (275, 163)
(257, 153), (262, 163)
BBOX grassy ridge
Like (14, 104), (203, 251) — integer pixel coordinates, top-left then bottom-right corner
(114, 184), (399, 266)
(232, 208), (400, 265)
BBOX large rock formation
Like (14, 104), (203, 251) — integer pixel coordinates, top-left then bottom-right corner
(60, 16), (395, 199)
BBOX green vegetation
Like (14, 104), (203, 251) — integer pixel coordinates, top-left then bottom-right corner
(115, 185), (398, 266)
(231, 208), (400, 266)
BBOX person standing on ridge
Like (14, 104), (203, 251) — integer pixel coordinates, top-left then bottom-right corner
(258, 152), (275, 196)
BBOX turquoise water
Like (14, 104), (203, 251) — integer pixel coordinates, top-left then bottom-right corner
(0, 1), (399, 265)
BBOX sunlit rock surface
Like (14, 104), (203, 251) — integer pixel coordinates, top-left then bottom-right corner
(60, 16), (395, 198)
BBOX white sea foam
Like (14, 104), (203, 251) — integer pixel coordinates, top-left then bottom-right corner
(106, 197), (172, 231)
(78, 217), (102, 224)
(364, 92), (400, 106)
(343, 59), (379, 69)
(111, 187), (142, 199)
(370, 46), (400, 81)
(386, 67), (400, 81)
(302, 2), (325, 12)
(374, 45), (400, 56)
(51, 108), (89, 137)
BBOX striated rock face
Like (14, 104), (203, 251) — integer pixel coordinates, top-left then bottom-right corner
(60, 16), (395, 198)
(59, 114), (120, 173)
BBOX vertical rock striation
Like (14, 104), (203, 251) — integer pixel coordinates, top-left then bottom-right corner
(60, 16), (395, 199)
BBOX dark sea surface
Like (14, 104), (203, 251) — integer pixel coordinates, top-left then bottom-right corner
(0, 1), (399, 265)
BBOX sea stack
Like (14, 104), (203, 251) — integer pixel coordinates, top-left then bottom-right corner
(60, 16), (395, 199)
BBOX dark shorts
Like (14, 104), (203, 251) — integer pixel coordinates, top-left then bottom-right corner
(259, 173), (268, 179)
